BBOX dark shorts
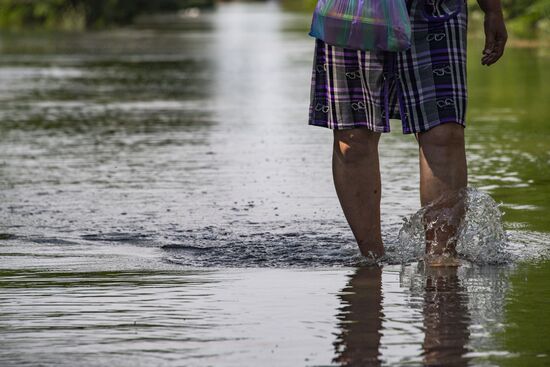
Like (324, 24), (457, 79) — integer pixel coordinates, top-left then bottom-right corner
(308, 0), (468, 134)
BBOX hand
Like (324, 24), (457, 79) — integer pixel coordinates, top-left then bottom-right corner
(482, 11), (508, 66)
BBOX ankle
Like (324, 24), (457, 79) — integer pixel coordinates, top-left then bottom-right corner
(358, 242), (385, 258)
(425, 242), (457, 257)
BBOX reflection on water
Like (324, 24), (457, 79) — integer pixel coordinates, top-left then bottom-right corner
(333, 267), (384, 366)
(422, 266), (470, 366)
(0, 262), (519, 366)
(1, 1), (550, 366)
(333, 265), (490, 367)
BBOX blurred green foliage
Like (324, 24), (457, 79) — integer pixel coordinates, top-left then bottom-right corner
(0, 0), (548, 34)
(282, 0), (550, 37)
(499, 0), (550, 36)
(0, 0), (214, 30)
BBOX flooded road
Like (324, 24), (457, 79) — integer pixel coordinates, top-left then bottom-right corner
(1, 2), (549, 366)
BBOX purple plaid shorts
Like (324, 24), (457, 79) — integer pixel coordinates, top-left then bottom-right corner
(308, 0), (468, 134)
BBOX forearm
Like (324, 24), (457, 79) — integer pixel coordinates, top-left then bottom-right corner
(476, 0), (503, 14)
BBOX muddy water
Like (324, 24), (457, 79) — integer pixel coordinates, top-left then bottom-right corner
(1, 2), (549, 366)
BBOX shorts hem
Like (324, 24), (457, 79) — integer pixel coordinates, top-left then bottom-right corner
(308, 119), (465, 135)
(403, 120), (466, 135)
(308, 121), (390, 133)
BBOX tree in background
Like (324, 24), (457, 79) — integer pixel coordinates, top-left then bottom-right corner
(499, 0), (550, 36)
(0, 0), (214, 30)
(1, 0), (549, 35)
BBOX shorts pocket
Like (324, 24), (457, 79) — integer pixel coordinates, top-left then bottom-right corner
(421, 0), (463, 22)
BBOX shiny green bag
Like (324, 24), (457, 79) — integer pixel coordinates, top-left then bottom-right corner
(309, 0), (412, 52)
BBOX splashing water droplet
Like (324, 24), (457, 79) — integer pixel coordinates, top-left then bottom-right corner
(396, 187), (511, 265)
(456, 188), (510, 264)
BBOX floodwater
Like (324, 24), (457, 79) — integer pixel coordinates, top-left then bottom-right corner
(1, 2), (549, 366)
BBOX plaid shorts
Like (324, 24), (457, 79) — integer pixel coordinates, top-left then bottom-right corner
(308, 0), (468, 134)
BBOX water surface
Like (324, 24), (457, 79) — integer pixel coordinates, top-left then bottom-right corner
(1, 2), (549, 366)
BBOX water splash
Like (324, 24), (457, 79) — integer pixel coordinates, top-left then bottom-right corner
(396, 187), (511, 265)
(158, 187), (545, 267)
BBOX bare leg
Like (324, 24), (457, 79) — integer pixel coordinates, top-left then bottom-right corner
(417, 123), (467, 265)
(332, 128), (384, 259)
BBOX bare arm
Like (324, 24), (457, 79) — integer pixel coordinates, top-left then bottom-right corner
(477, 0), (508, 66)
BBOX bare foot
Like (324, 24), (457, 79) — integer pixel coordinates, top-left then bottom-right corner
(424, 233), (460, 267)
(422, 190), (465, 268)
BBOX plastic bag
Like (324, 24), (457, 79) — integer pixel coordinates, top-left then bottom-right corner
(309, 0), (412, 52)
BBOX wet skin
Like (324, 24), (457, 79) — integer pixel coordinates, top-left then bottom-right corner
(332, 123), (467, 263)
(332, 0), (507, 265)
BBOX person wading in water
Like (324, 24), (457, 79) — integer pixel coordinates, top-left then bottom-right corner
(308, 0), (507, 266)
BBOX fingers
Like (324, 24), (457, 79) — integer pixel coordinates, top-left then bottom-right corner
(481, 30), (496, 66)
(482, 33), (507, 66)
(481, 12), (508, 66)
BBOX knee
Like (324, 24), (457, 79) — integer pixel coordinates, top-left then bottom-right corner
(333, 129), (380, 164)
(419, 123), (464, 150)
